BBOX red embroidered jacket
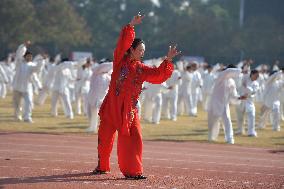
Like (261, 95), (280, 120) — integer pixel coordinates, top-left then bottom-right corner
(99, 24), (174, 136)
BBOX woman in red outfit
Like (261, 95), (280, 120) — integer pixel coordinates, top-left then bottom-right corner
(93, 13), (180, 179)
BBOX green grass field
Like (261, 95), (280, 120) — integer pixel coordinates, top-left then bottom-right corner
(0, 93), (283, 148)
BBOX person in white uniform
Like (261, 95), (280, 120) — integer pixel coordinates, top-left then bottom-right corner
(235, 70), (260, 136)
(202, 65), (216, 111)
(12, 41), (46, 122)
(189, 62), (203, 116)
(75, 58), (93, 115)
(162, 68), (181, 121)
(51, 58), (86, 119)
(177, 65), (193, 115)
(0, 63), (9, 98)
(207, 65), (246, 144)
(257, 69), (284, 131)
(143, 82), (169, 124)
(86, 62), (113, 133)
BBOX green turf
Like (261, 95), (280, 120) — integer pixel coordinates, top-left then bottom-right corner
(0, 93), (283, 148)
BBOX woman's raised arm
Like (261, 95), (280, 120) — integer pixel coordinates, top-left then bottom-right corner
(113, 13), (144, 65)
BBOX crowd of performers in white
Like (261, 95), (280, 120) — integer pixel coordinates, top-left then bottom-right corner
(0, 42), (283, 144)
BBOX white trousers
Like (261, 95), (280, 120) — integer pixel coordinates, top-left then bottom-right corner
(281, 102), (284, 121)
(208, 105), (234, 144)
(143, 94), (162, 124)
(258, 102), (281, 131)
(189, 92), (198, 116)
(75, 92), (88, 115)
(51, 90), (73, 119)
(13, 90), (33, 121)
(162, 93), (178, 120)
(202, 92), (210, 111)
(37, 86), (50, 105)
(152, 94), (162, 124)
(0, 83), (7, 98)
(87, 106), (99, 133)
(236, 102), (257, 136)
(177, 92), (191, 116)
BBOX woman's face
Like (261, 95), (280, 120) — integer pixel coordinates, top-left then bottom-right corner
(24, 54), (33, 62)
(130, 43), (145, 61)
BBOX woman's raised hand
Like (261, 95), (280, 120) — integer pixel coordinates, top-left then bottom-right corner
(166, 45), (181, 61)
(130, 12), (145, 26)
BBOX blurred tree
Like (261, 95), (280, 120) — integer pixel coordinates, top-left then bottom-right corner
(0, 0), (283, 64)
(33, 0), (91, 56)
(0, 0), (39, 57)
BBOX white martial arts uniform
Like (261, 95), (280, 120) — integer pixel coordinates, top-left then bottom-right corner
(202, 71), (216, 111)
(177, 70), (193, 115)
(37, 62), (56, 105)
(207, 68), (241, 144)
(162, 69), (181, 121)
(236, 75), (259, 136)
(189, 70), (203, 116)
(86, 62), (112, 133)
(280, 87), (284, 121)
(51, 60), (86, 119)
(12, 44), (45, 122)
(75, 66), (92, 115)
(143, 82), (168, 124)
(0, 64), (9, 98)
(258, 71), (284, 131)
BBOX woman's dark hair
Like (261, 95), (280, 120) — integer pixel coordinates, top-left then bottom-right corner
(269, 70), (278, 76)
(250, 69), (259, 77)
(127, 38), (144, 54)
(223, 64), (236, 70)
(24, 51), (32, 57)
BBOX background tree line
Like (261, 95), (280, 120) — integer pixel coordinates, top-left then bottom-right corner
(0, 0), (283, 65)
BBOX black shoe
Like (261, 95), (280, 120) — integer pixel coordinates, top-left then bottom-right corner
(91, 169), (108, 175)
(125, 175), (147, 180)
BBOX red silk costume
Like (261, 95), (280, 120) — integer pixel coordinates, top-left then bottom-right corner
(97, 24), (174, 176)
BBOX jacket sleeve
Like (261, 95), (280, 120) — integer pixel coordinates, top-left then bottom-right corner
(139, 60), (174, 84)
(15, 44), (26, 67)
(113, 25), (135, 65)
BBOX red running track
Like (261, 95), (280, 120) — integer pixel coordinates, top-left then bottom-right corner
(0, 132), (283, 189)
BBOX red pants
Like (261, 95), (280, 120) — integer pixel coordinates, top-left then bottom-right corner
(97, 112), (143, 176)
